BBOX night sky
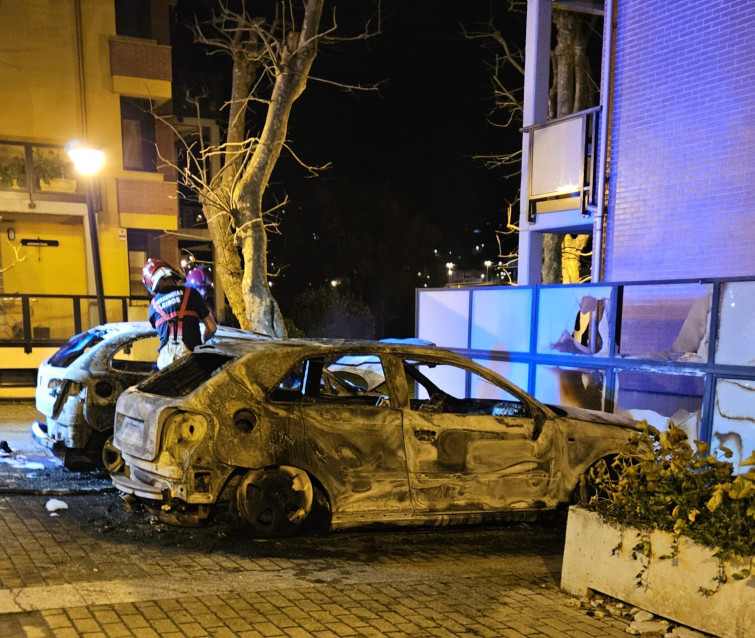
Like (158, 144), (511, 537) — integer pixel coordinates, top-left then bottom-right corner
(172, 0), (525, 334)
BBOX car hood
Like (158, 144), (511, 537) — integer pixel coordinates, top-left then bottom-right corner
(552, 404), (640, 429)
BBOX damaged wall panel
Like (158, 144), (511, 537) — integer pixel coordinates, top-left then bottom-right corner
(536, 286), (612, 356)
(619, 283), (711, 361)
(712, 378), (755, 473)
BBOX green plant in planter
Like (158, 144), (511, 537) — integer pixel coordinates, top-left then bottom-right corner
(585, 422), (755, 560)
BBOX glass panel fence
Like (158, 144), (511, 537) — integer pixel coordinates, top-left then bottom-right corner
(715, 281), (755, 367)
(537, 286), (612, 356)
(711, 378), (755, 474)
(615, 369), (704, 441)
(471, 288), (532, 353)
(535, 365), (606, 411)
(619, 283), (711, 362)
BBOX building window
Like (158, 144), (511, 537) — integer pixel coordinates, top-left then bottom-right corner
(121, 97), (157, 172)
(127, 230), (162, 297)
(115, 0), (152, 39)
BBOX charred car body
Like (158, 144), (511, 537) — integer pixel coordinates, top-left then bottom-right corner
(110, 339), (642, 535)
(33, 322), (264, 469)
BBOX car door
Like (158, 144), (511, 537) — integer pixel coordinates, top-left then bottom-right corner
(398, 357), (558, 513)
(291, 354), (412, 518)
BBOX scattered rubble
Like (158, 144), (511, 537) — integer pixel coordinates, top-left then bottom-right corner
(576, 593), (715, 637)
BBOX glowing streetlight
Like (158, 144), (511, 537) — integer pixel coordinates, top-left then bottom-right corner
(67, 144), (105, 175)
(445, 262), (454, 284)
(484, 260), (492, 281)
(67, 141), (106, 324)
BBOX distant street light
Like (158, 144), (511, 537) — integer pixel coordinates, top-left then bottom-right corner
(67, 142), (106, 325)
(445, 262), (454, 285)
(484, 260), (492, 281)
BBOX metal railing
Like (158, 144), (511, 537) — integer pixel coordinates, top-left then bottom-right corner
(522, 106), (600, 221)
(0, 293), (149, 353)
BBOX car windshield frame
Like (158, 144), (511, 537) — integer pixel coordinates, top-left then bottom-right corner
(47, 329), (107, 368)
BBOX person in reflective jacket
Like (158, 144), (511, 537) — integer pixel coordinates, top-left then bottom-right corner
(142, 258), (217, 369)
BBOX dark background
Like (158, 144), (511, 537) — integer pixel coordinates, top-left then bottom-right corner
(172, 0), (525, 335)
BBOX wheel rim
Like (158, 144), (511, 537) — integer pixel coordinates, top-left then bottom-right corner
(236, 467), (314, 536)
(102, 435), (123, 473)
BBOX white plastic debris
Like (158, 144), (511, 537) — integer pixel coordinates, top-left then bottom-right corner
(45, 498), (68, 513)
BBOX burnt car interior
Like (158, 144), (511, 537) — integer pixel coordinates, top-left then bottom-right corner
(271, 356), (387, 405)
(137, 352), (234, 397)
(108, 336), (162, 374)
(403, 360), (529, 418)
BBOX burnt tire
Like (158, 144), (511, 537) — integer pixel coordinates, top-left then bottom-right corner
(235, 466), (315, 537)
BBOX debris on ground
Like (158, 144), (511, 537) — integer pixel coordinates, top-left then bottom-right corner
(575, 593), (714, 637)
(45, 498), (68, 513)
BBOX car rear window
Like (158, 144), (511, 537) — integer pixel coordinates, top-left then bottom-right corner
(137, 352), (234, 397)
(47, 330), (106, 367)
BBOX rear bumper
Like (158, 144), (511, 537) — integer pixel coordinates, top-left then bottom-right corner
(111, 471), (164, 500)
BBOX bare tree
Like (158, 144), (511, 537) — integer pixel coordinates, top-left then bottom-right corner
(162, 0), (378, 336)
(463, 1), (525, 284)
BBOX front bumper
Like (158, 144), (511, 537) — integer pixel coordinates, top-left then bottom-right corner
(30, 420), (66, 459)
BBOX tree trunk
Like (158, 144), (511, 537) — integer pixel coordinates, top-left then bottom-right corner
(542, 9), (591, 283)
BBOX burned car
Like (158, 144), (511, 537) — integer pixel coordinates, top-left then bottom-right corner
(33, 322), (265, 469)
(110, 339), (642, 535)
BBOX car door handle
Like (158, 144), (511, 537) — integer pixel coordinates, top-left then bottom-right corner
(413, 429), (437, 442)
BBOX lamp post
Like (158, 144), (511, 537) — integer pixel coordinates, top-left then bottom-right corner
(445, 262), (454, 285)
(484, 260), (492, 282)
(67, 143), (106, 325)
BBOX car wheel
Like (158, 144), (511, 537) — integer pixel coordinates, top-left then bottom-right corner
(574, 455), (619, 506)
(101, 435), (123, 473)
(235, 466), (315, 537)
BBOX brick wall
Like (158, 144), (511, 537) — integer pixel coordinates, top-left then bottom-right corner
(117, 179), (177, 217)
(110, 38), (171, 82)
(605, 0), (755, 281)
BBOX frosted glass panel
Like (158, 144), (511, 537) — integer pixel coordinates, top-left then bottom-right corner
(471, 288), (532, 353)
(530, 117), (583, 197)
(619, 284), (711, 361)
(716, 281), (755, 366)
(712, 378), (755, 474)
(615, 370), (704, 441)
(537, 286), (612, 356)
(416, 290), (469, 349)
(535, 365), (605, 411)
(474, 358), (530, 394)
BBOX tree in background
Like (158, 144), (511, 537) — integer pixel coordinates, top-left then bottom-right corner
(291, 286), (376, 339)
(164, 0), (378, 336)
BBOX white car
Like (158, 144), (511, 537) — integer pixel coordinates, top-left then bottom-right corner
(32, 322), (265, 470)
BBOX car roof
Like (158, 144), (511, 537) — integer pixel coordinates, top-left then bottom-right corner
(194, 337), (448, 361)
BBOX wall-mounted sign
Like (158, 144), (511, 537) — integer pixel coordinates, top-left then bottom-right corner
(21, 238), (59, 247)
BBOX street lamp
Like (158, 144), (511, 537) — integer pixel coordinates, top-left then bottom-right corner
(445, 262), (454, 285)
(484, 260), (492, 282)
(67, 142), (106, 325)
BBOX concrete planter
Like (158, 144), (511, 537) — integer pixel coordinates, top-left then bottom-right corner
(561, 506), (753, 638)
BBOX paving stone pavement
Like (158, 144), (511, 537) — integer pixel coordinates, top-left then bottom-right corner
(0, 402), (635, 638)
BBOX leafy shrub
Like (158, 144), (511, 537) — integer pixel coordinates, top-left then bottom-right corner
(585, 423), (755, 560)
